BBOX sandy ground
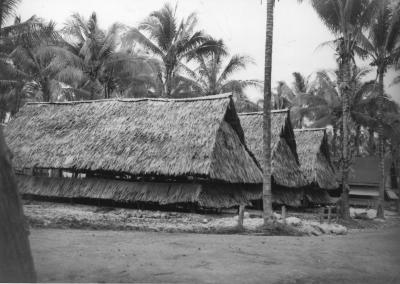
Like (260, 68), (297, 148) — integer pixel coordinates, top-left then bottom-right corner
(30, 225), (400, 283)
(24, 201), (351, 235)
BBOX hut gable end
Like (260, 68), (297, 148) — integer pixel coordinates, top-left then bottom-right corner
(294, 128), (338, 190)
(238, 111), (307, 188)
(5, 94), (262, 184)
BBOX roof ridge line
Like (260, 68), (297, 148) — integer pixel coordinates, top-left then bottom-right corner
(294, 127), (327, 132)
(239, 109), (289, 116)
(26, 93), (233, 106)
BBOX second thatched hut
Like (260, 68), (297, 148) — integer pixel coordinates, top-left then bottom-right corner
(239, 110), (308, 207)
(294, 128), (338, 204)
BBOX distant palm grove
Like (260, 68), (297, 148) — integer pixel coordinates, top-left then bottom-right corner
(0, 0), (399, 217)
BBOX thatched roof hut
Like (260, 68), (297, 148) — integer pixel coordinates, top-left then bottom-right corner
(294, 128), (337, 204)
(5, 93), (262, 208)
(238, 110), (307, 207)
(294, 128), (338, 190)
(238, 110), (306, 187)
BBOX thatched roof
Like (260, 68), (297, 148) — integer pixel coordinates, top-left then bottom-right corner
(5, 94), (262, 184)
(294, 128), (338, 190)
(17, 175), (260, 208)
(238, 110), (307, 188)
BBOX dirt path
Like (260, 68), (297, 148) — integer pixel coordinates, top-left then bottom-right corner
(30, 225), (400, 283)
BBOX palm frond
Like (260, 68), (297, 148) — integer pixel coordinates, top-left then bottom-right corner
(122, 28), (165, 58)
(216, 54), (254, 86)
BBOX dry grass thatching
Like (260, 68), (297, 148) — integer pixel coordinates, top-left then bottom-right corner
(238, 110), (307, 188)
(17, 175), (260, 208)
(294, 128), (338, 190)
(5, 93), (262, 184)
(272, 186), (304, 207)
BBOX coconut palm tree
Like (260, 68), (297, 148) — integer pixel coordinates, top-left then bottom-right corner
(262, 0), (276, 224)
(182, 48), (261, 97)
(122, 3), (224, 97)
(0, 16), (63, 118)
(61, 12), (160, 100)
(61, 12), (119, 99)
(8, 44), (83, 102)
(308, 0), (379, 219)
(0, 0), (20, 33)
(358, 0), (400, 218)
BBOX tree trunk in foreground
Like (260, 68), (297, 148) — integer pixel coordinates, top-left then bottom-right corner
(339, 60), (351, 220)
(262, 0), (275, 224)
(0, 127), (36, 282)
(368, 128), (375, 155)
(376, 70), (385, 219)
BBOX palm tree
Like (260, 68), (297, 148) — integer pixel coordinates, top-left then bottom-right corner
(122, 3), (224, 97)
(262, 0), (275, 224)
(358, 0), (400, 218)
(308, 0), (379, 219)
(0, 0), (20, 33)
(183, 48), (261, 97)
(61, 12), (122, 99)
(0, 16), (62, 117)
(62, 12), (160, 100)
(7, 44), (82, 102)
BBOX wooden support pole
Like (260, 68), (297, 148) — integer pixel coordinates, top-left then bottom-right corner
(328, 206), (332, 224)
(238, 205), (245, 229)
(320, 207), (324, 224)
(281, 205), (286, 224)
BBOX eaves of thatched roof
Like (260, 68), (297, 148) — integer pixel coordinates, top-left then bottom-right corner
(17, 175), (261, 208)
(238, 110), (307, 188)
(294, 128), (338, 190)
(5, 93), (262, 184)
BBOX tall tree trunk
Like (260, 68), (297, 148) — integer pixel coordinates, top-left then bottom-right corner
(0, 109), (5, 124)
(376, 70), (385, 219)
(0, 127), (36, 282)
(262, 0), (275, 224)
(332, 125), (338, 160)
(164, 64), (173, 97)
(354, 124), (361, 157)
(368, 128), (375, 154)
(42, 78), (51, 102)
(339, 60), (351, 220)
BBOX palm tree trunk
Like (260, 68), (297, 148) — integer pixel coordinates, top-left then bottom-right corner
(332, 125), (337, 160)
(368, 128), (375, 154)
(164, 64), (173, 97)
(0, 128), (36, 282)
(42, 78), (51, 102)
(0, 109), (5, 124)
(340, 60), (351, 220)
(376, 70), (385, 219)
(354, 124), (361, 157)
(262, 0), (275, 225)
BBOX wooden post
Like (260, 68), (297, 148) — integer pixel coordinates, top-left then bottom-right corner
(0, 127), (36, 282)
(320, 207), (324, 224)
(281, 205), (286, 224)
(238, 205), (245, 229)
(328, 206), (332, 224)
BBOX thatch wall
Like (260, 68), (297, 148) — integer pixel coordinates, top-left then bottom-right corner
(16, 175), (260, 208)
(238, 111), (307, 188)
(5, 94), (262, 184)
(294, 129), (338, 190)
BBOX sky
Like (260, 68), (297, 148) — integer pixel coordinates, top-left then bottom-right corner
(12, 0), (400, 103)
